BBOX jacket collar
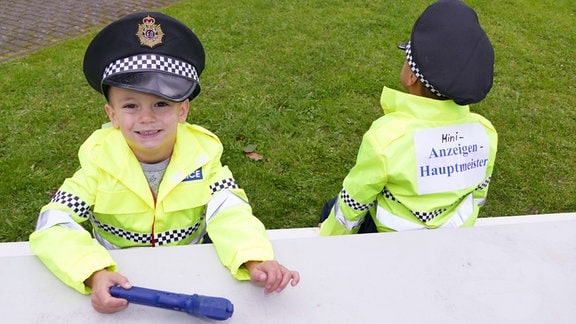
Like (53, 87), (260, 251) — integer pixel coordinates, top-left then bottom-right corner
(380, 86), (470, 121)
(92, 123), (212, 204)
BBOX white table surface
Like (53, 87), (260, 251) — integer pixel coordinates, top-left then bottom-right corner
(2, 219), (576, 324)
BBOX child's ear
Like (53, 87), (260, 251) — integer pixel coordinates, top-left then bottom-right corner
(104, 104), (120, 128)
(406, 68), (419, 87)
(178, 100), (190, 123)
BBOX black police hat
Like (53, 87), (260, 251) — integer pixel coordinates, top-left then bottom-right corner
(400, 0), (494, 105)
(83, 12), (205, 102)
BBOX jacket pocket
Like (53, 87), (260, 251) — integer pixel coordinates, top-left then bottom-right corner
(162, 181), (211, 213)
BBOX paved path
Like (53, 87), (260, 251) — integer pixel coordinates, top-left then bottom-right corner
(0, 0), (181, 64)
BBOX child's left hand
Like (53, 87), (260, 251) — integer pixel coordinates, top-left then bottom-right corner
(244, 260), (300, 294)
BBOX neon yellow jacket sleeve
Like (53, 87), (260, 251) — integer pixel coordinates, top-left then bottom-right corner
(29, 226), (116, 294)
(200, 149), (274, 280)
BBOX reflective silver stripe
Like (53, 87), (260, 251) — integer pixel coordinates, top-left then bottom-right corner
(94, 232), (120, 250)
(205, 189), (248, 224)
(376, 193), (475, 231)
(475, 197), (486, 207)
(35, 209), (85, 231)
(375, 206), (425, 231)
(439, 194), (475, 228)
(334, 199), (365, 231)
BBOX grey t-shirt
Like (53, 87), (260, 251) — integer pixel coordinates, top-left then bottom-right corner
(140, 158), (170, 197)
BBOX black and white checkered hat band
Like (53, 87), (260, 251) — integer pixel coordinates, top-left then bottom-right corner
(405, 42), (446, 99)
(103, 54), (198, 82)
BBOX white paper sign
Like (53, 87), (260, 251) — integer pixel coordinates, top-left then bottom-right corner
(414, 123), (490, 194)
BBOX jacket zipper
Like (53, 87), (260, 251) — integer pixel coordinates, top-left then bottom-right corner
(150, 186), (157, 247)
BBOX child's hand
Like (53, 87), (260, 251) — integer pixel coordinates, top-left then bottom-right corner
(244, 260), (300, 294)
(84, 269), (132, 313)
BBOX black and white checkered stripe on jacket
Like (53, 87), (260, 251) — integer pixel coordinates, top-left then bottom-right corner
(48, 178), (240, 246)
(381, 176), (492, 223)
(210, 178), (239, 193)
(50, 190), (92, 219)
(340, 189), (374, 211)
(476, 176), (491, 191)
(381, 187), (446, 223)
(90, 215), (203, 246)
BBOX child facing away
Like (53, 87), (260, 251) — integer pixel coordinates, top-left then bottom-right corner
(29, 12), (299, 313)
(319, 0), (498, 235)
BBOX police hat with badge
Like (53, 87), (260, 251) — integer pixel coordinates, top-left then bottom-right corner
(398, 0), (494, 105)
(83, 12), (205, 102)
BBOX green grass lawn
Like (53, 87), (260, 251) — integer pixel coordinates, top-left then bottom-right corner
(1, 0), (575, 242)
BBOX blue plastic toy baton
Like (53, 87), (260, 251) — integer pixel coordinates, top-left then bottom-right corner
(110, 285), (234, 321)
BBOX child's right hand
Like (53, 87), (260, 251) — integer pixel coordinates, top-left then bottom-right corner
(85, 269), (132, 313)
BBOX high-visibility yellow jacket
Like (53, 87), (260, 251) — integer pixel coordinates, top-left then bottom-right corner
(29, 123), (273, 294)
(320, 87), (498, 235)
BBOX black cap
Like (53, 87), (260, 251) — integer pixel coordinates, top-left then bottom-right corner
(83, 12), (205, 102)
(400, 0), (494, 105)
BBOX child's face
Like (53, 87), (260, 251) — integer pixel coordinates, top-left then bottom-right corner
(105, 86), (189, 163)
